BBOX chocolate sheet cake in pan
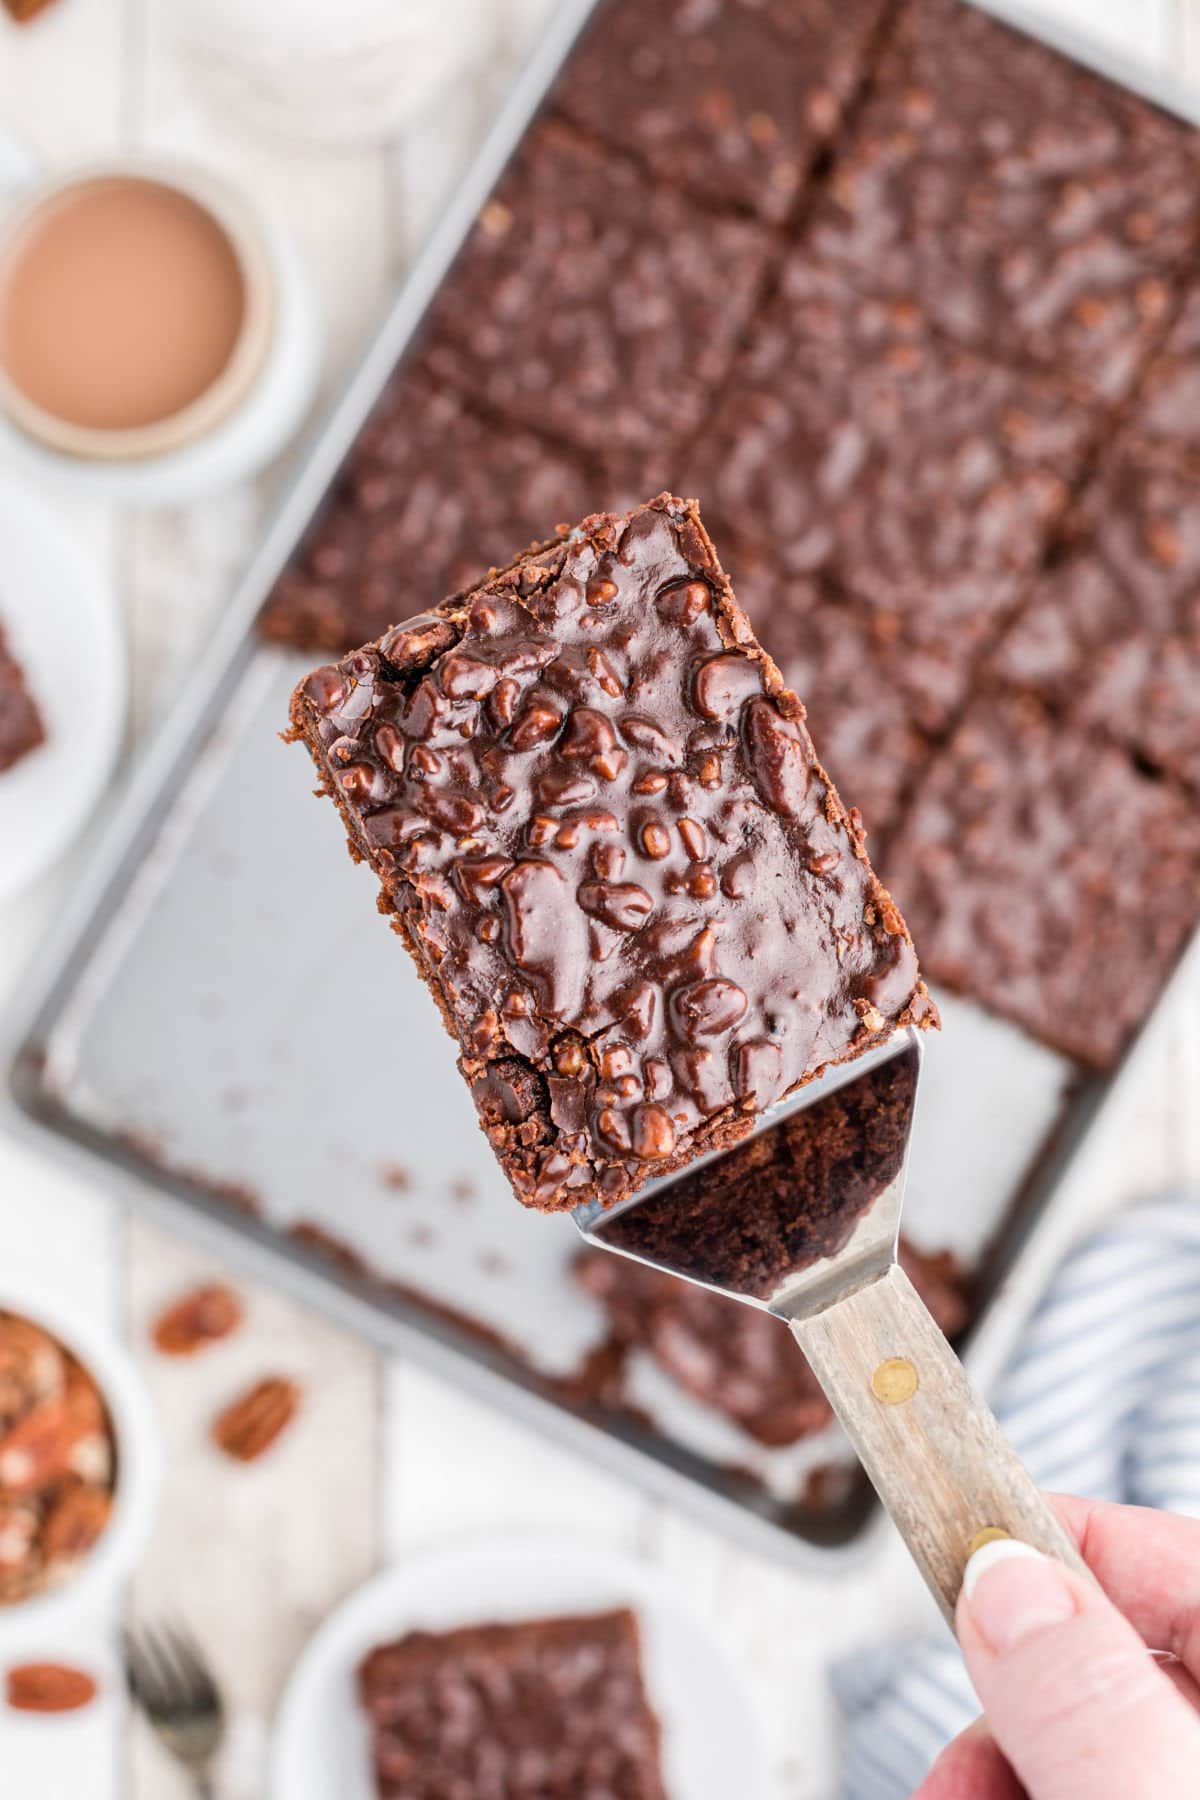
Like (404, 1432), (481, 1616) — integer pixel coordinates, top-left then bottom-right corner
(10, 0), (1200, 1559)
(264, 0), (1200, 1084)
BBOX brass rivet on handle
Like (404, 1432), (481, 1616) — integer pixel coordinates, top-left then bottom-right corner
(871, 1357), (918, 1405)
(968, 1526), (1012, 1557)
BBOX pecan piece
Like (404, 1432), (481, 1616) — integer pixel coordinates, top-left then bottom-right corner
(0, 1314), (64, 1426)
(0, 1399), (70, 1495)
(212, 1377), (300, 1463)
(0, 1365), (112, 1494)
(41, 1485), (113, 1567)
(61, 1359), (108, 1439)
(7, 1664), (97, 1713)
(152, 1284), (243, 1356)
(0, 1497), (38, 1573)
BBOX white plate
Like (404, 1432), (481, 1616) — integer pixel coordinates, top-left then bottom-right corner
(0, 469), (125, 902)
(270, 1536), (773, 1800)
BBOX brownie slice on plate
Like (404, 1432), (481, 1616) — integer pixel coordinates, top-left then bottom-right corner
(357, 1609), (666, 1800)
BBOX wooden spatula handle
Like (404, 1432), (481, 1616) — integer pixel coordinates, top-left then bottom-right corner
(791, 1262), (1093, 1625)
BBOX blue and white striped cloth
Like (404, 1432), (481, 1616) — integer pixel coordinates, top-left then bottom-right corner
(836, 1194), (1200, 1800)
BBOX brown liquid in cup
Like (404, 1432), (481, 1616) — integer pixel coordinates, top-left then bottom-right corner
(0, 176), (247, 433)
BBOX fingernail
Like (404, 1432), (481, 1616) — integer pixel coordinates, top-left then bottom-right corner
(961, 1539), (1077, 1654)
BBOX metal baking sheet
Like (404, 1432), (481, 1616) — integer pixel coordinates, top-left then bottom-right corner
(4, 0), (1200, 1566)
(21, 649), (1077, 1510)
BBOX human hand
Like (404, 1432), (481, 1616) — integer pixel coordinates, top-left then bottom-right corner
(912, 1496), (1200, 1799)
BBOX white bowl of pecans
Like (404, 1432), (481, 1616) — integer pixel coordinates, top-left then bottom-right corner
(0, 1289), (159, 1647)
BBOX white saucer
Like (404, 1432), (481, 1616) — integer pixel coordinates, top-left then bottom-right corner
(269, 1536), (772, 1800)
(0, 469), (126, 902)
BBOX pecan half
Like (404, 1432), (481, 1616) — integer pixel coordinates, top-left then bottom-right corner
(152, 1284), (243, 1356)
(2, 0), (64, 24)
(7, 1663), (97, 1713)
(211, 1377), (300, 1463)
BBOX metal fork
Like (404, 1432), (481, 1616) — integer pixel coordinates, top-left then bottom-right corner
(122, 1620), (225, 1800)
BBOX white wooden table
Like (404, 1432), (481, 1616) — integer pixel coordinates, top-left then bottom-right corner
(1, 3), (1199, 1795)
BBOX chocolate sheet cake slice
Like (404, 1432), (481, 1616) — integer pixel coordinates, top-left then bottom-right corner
(683, 258), (1092, 638)
(290, 494), (933, 1212)
(0, 620), (45, 775)
(991, 290), (1200, 791)
(259, 367), (595, 656)
(357, 1609), (667, 1800)
(552, 0), (890, 222)
(422, 121), (772, 460)
(810, 0), (1200, 401)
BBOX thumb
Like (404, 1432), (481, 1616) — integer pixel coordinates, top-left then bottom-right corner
(956, 1539), (1200, 1800)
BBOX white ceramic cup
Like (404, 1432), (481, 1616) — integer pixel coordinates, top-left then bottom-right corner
(0, 1285), (160, 1653)
(0, 143), (322, 504)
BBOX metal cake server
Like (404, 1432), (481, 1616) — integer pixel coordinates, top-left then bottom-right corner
(574, 1027), (1091, 1623)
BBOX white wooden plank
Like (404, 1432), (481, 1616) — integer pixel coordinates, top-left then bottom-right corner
(0, 1147), (119, 1796)
(381, 1361), (649, 1556)
(119, 490), (262, 738)
(647, 1505), (936, 1799)
(983, 0), (1170, 71)
(0, 0), (128, 752)
(385, 0), (568, 268)
(505, 0), (560, 40)
(1173, 0), (1200, 86)
(125, 1218), (380, 1800)
(0, 0), (126, 163)
(112, 16), (397, 1784)
(0, 17), (128, 1800)
(0, 1139), (119, 1338)
(1161, 957), (1200, 1182)
(0, 1091), (123, 1800)
(105, 22), (396, 1800)
(0, 1645), (125, 1800)
(386, 42), (506, 269)
(133, 1), (393, 390)
(118, 5), (397, 730)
